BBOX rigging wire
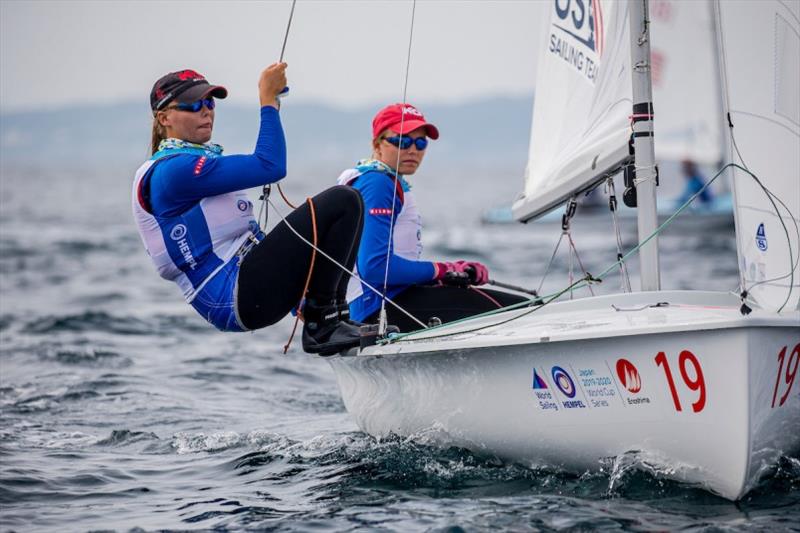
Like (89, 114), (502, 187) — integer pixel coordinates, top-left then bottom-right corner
(713, 0), (799, 313)
(606, 177), (632, 292)
(536, 197), (594, 300)
(279, 0), (296, 63)
(259, 0), (301, 225)
(377, 0), (419, 335)
(253, 0), (427, 333)
(383, 162), (798, 345)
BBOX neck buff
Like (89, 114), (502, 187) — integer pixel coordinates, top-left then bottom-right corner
(152, 138), (224, 161)
(355, 159), (412, 192)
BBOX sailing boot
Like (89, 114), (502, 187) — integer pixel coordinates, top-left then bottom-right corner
(336, 300), (365, 328)
(302, 299), (362, 356)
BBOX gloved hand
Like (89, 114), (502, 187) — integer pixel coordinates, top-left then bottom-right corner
(455, 260), (489, 285)
(433, 260), (490, 286)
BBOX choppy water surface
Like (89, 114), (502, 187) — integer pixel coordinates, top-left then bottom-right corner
(1, 163), (798, 532)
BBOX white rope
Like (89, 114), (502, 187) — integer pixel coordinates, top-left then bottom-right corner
(377, 0), (418, 334)
(632, 163), (657, 187)
(266, 197), (428, 329)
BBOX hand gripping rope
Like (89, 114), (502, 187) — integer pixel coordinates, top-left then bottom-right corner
(261, 0), (427, 352)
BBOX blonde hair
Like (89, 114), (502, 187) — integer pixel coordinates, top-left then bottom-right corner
(150, 114), (167, 155)
(371, 129), (390, 159)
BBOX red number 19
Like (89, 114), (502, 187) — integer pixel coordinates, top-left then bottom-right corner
(655, 350), (707, 413)
(771, 343), (799, 408)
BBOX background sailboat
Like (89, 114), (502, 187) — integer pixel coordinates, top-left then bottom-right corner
(482, 0), (732, 224)
(328, 0), (799, 500)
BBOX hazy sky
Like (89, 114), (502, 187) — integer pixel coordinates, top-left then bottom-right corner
(0, 0), (546, 112)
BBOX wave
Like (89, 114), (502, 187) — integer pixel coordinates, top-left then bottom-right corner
(23, 312), (152, 336)
(95, 429), (160, 447)
(22, 311), (212, 336)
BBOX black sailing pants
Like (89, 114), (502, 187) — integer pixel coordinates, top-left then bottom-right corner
(237, 185), (364, 330)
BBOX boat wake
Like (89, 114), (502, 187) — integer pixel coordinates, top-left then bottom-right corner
(171, 427), (800, 504)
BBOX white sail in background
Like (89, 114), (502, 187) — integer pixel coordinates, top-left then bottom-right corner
(718, 0), (800, 312)
(513, 0), (632, 222)
(649, 0), (723, 164)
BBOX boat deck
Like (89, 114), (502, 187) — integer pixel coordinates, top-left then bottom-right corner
(365, 290), (798, 355)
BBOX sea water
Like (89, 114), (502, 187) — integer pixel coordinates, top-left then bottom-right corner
(1, 162), (798, 532)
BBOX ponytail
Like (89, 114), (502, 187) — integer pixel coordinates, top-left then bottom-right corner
(151, 116), (166, 155)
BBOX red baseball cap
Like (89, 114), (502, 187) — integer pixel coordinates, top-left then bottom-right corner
(372, 103), (439, 140)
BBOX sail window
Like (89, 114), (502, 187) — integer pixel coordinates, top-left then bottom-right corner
(774, 14), (800, 126)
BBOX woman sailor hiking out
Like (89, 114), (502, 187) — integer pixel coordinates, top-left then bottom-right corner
(132, 64), (367, 355)
(337, 103), (527, 332)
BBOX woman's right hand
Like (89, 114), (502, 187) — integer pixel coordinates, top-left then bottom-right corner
(259, 62), (288, 108)
(433, 260), (489, 286)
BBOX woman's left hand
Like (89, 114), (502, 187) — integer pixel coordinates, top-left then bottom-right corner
(259, 62), (288, 108)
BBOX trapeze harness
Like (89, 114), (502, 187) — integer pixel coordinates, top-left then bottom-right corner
(337, 159), (436, 321)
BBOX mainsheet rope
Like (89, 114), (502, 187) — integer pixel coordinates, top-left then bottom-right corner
(265, 196), (429, 329)
(257, 0), (429, 336)
(283, 197), (317, 354)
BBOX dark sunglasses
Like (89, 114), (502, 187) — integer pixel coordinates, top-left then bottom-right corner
(172, 98), (216, 112)
(383, 135), (429, 151)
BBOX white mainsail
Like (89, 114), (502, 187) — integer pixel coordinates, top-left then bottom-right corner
(512, 0), (632, 222)
(649, 0), (724, 164)
(718, 0), (800, 312)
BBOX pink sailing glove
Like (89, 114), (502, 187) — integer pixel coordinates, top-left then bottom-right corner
(433, 261), (490, 286)
(456, 260), (489, 285)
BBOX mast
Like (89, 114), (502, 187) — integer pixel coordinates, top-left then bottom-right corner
(629, 0), (660, 291)
(709, 0), (732, 176)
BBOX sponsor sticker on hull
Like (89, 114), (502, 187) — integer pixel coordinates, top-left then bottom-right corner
(552, 366), (587, 409)
(576, 366), (619, 408)
(615, 358), (652, 405)
(532, 368), (559, 411)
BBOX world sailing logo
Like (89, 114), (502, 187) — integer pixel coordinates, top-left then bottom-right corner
(532, 369), (548, 389)
(549, 0), (604, 82)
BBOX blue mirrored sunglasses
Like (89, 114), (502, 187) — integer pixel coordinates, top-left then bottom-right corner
(384, 135), (428, 151)
(173, 98), (216, 112)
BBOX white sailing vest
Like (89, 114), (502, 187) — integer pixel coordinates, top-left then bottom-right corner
(337, 168), (423, 302)
(132, 158), (257, 302)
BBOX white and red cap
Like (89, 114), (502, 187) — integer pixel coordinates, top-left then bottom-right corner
(372, 103), (439, 140)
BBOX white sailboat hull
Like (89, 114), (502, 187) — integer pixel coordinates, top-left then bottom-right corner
(328, 291), (800, 500)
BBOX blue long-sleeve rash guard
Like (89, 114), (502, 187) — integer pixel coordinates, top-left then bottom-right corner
(350, 171), (435, 319)
(148, 106), (286, 217)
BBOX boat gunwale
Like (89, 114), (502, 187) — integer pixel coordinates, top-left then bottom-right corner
(338, 290), (799, 359)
